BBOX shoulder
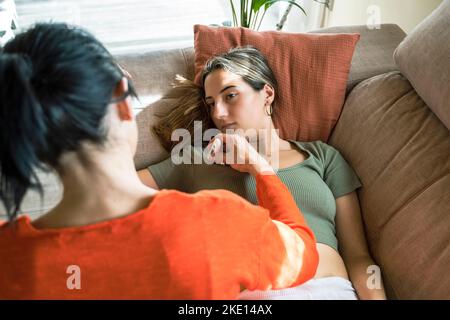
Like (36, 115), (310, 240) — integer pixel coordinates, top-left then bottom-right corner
(147, 189), (269, 247)
(0, 217), (24, 233)
(0, 220), (8, 238)
(291, 140), (340, 162)
(0, 216), (31, 247)
(151, 188), (266, 219)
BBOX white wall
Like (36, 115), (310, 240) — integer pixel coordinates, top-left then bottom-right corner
(327, 0), (444, 33)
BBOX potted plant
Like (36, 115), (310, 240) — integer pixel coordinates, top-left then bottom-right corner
(227, 0), (329, 31)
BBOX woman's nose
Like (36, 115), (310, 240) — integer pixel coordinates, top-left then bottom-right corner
(212, 101), (229, 119)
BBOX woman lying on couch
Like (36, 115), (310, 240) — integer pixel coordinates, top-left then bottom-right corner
(0, 23), (319, 299)
(138, 46), (387, 300)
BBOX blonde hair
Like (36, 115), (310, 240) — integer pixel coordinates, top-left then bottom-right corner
(153, 46), (277, 151)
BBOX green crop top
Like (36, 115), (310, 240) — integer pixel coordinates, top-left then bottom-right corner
(148, 140), (362, 251)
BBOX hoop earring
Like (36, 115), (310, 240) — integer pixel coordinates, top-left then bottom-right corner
(265, 104), (273, 117)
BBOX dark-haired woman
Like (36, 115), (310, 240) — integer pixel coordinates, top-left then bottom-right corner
(0, 23), (318, 299)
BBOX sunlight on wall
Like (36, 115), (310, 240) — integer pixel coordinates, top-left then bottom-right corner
(328, 0), (443, 33)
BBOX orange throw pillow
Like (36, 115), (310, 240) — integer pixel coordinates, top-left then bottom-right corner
(194, 25), (360, 142)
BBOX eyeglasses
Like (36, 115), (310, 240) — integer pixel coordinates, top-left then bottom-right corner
(110, 69), (132, 103)
(110, 87), (131, 104)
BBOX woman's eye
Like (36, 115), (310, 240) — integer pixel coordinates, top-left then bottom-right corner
(208, 102), (215, 108)
(226, 93), (237, 100)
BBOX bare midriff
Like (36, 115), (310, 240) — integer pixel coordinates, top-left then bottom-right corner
(314, 243), (349, 279)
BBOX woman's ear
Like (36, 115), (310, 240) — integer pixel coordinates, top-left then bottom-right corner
(114, 77), (133, 121)
(263, 84), (275, 105)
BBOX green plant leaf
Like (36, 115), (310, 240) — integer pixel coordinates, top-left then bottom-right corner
(234, 0), (308, 29)
(263, 0), (307, 16)
(229, 0), (238, 26)
(241, 0), (249, 27)
(252, 0), (268, 12)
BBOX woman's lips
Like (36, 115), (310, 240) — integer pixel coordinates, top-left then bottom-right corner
(221, 122), (237, 130)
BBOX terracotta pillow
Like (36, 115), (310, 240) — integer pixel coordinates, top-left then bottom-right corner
(194, 25), (360, 142)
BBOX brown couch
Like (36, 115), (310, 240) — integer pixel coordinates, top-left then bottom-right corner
(1, 1), (449, 299)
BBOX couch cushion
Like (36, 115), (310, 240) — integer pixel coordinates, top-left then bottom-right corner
(193, 24), (359, 143)
(328, 71), (450, 299)
(394, 0), (450, 130)
(115, 49), (194, 170)
(311, 24), (406, 94)
(116, 47), (195, 97)
(134, 99), (172, 170)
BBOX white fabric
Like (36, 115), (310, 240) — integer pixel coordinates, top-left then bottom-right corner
(238, 276), (358, 300)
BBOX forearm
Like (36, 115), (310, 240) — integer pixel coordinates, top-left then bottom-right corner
(346, 255), (387, 300)
(255, 173), (310, 233)
(255, 173), (319, 285)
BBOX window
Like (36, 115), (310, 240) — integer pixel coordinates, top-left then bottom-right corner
(12, 1), (328, 54)
(15, 0), (231, 54)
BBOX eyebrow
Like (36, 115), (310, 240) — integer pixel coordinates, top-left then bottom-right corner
(205, 85), (237, 100)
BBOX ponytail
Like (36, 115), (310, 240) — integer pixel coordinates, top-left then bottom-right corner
(0, 54), (47, 221)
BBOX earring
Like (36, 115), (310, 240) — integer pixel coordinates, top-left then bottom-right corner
(265, 103), (273, 117)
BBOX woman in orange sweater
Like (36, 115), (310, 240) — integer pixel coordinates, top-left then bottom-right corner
(0, 23), (318, 299)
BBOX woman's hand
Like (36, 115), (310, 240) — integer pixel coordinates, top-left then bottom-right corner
(204, 133), (274, 177)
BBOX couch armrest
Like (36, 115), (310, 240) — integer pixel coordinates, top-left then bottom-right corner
(310, 24), (406, 94)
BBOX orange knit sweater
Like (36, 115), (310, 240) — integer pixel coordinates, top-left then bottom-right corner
(0, 174), (318, 299)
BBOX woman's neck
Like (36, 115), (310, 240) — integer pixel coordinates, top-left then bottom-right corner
(256, 119), (292, 160)
(33, 145), (157, 229)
